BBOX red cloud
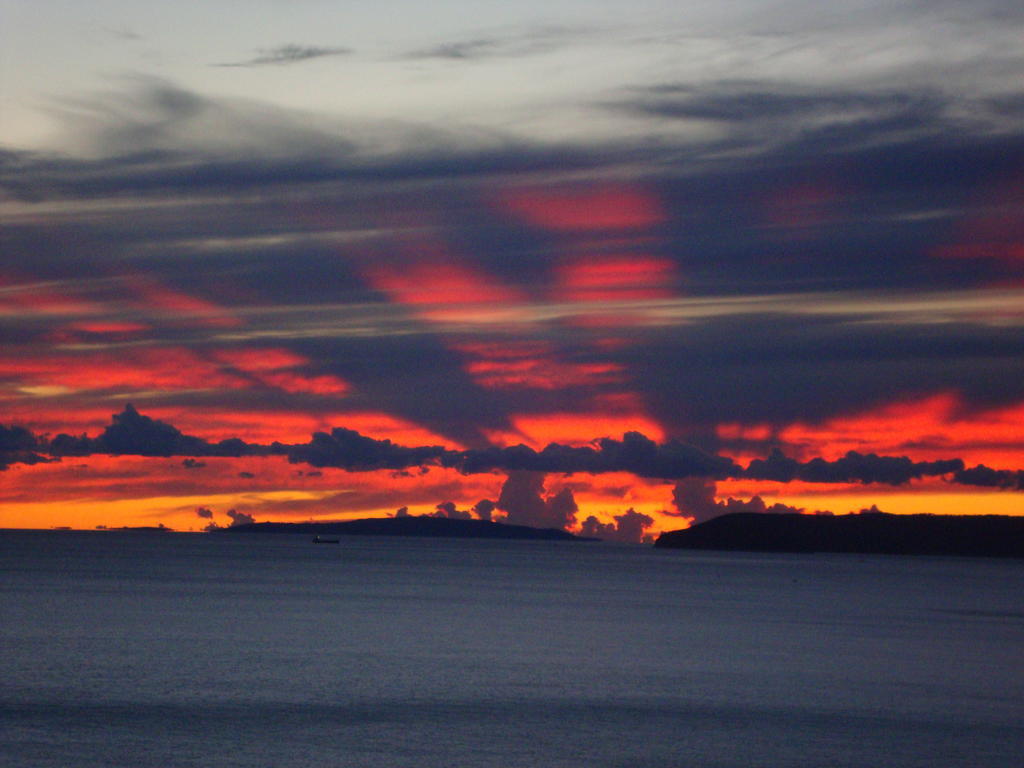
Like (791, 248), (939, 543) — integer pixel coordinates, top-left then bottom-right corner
(552, 255), (676, 303)
(124, 276), (241, 328)
(453, 340), (623, 391)
(496, 185), (664, 232)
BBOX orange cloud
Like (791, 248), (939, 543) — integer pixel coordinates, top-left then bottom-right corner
(211, 347), (349, 395)
(777, 392), (1024, 467)
(0, 455), (502, 531)
(0, 344), (350, 400)
(486, 404), (665, 450)
(0, 347), (249, 392)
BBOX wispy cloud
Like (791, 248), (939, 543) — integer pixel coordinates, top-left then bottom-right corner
(105, 25), (142, 41)
(406, 38), (506, 60)
(402, 26), (589, 61)
(215, 44), (351, 68)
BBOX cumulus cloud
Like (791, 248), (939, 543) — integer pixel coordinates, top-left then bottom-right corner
(287, 427), (449, 471)
(743, 449), (799, 482)
(496, 472), (578, 530)
(745, 449), (964, 485)
(17, 407), (1024, 497)
(953, 465), (1024, 490)
(90, 403), (199, 456)
(579, 508), (655, 544)
(453, 431), (739, 479)
(799, 452), (964, 485)
(0, 424), (51, 470)
(472, 498), (495, 521)
(195, 507), (214, 519)
(578, 515), (615, 539)
(226, 509), (255, 527)
(434, 501), (472, 520)
(671, 477), (805, 524)
(49, 404), (256, 459)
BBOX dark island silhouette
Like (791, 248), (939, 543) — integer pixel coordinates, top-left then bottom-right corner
(654, 512), (1024, 558)
(216, 516), (592, 541)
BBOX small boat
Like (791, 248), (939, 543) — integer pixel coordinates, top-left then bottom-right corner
(312, 535), (340, 544)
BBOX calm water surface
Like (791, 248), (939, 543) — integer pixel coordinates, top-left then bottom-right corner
(2, 530), (1022, 767)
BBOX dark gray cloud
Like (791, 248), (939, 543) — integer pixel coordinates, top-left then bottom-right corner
(988, 92), (1024, 117)
(49, 404), (259, 459)
(0, 424), (51, 470)
(495, 472), (578, 530)
(215, 45), (351, 67)
(3, 78), (1023, 477)
(286, 427), (448, 471)
(578, 515), (614, 539)
(627, 316), (1024, 435)
(471, 499), (495, 521)
(3, 407), (1023, 498)
(195, 507), (214, 519)
(620, 81), (943, 126)
(579, 508), (655, 543)
(226, 509), (255, 526)
(604, 78), (1002, 168)
(304, 335), (515, 448)
(452, 432), (740, 480)
(745, 449), (965, 485)
(433, 501), (473, 520)
(671, 478), (806, 524)
(953, 465), (1024, 490)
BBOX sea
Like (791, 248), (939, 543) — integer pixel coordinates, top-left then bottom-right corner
(2, 530), (1022, 768)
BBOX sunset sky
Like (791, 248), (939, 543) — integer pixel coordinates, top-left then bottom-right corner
(1, 0), (1022, 539)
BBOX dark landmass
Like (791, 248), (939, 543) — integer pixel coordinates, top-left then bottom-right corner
(654, 512), (1024, 558)
(217, 516), (592, 541)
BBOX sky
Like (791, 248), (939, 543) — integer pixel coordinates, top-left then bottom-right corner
(1, 0), (1023, 539)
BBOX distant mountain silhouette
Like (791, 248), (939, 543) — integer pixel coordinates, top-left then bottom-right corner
(216, 516), (592, 541)
(654, 512), (1024, 558)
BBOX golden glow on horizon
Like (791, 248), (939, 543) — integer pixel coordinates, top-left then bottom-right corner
(0, 490), (339, 532)
(779, 491), (1024, 518)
